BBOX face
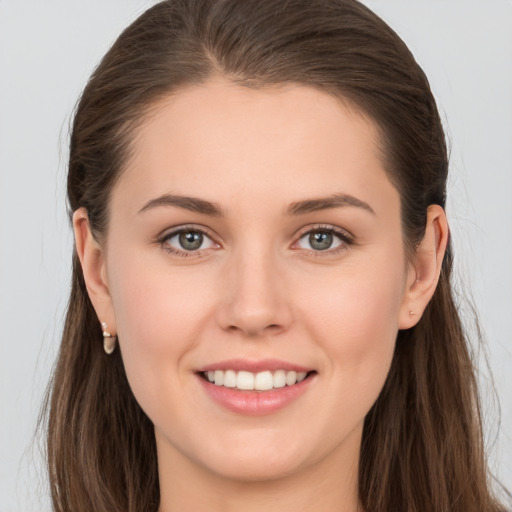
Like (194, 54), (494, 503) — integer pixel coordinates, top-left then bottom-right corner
(92, 80), (418, 482)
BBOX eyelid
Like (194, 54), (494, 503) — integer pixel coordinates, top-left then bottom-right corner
(291, 224), (355, 254)
(158, 224), (221, 257)
(158, 223), (218, 240)
(156, 223), (354, 258)
(294, 223), (354, 241)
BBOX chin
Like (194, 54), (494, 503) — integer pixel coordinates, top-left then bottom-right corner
(203, 452), (307, 483)
(190, 430), (326, 483)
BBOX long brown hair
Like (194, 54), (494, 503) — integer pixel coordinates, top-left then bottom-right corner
(41, 1), (511, 510)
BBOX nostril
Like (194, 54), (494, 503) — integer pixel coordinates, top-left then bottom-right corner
(226, 323), (282, 335)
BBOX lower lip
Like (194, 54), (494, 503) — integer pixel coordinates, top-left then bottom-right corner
(197, 374), (315, 416)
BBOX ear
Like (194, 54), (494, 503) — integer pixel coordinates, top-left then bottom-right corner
(73, 208), (116, 334)
(398, 204), (449, 329)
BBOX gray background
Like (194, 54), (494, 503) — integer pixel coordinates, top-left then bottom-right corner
(0, 1), (511, 510)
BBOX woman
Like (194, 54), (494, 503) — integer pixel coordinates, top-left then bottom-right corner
(43, 0), (511, 511)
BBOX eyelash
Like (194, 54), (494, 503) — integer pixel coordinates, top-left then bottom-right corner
(158, 224), (354, 259)
(158, 224), (218, 258)
(294, 224), (354, 257)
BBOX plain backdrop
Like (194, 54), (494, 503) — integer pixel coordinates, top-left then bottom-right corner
(0, 1), (511, 510)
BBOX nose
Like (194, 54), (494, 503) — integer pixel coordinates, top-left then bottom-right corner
(215, 244), (293, 338)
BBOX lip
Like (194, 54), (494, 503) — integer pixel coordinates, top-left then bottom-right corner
(196, 362), (317, 416)
(196, 358), (313, 373)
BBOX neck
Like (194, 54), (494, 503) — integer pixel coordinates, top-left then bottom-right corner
(156, 425), (363, 512)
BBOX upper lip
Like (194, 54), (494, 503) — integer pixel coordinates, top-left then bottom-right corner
(196, 358), (314, 373)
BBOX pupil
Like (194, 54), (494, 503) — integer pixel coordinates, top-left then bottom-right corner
(309, 231), (332, 251)
(179, 231), (203, 250)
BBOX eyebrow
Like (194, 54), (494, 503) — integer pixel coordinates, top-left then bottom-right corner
(137, 192), (375, 217)
(287, 193), (375, 216)
(138, 194), (224, 216)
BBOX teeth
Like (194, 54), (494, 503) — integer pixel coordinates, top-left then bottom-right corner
(285, 370), (297, 386)
(237, 371), (254, 390)
(273, 370), (286, 388)
(204, 369), (310, 390)
(254, 371), (273, 391)
(223, 370), (237, 388)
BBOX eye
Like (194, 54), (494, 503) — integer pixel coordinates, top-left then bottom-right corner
(295, 227), (352, 253)
(161, 227), (218, 255)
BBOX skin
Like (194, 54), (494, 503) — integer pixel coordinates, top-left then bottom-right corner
(74, 79), (448, 512)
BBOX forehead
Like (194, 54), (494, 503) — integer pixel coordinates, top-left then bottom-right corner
(115, 79), (396, 217)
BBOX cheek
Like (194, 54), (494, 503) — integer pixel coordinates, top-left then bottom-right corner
(300, 257), (406, 394)
(105, 252), (216, 400)
(108, 249), (212, 343)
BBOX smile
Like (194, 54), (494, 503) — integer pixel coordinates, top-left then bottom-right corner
(203, 369), (309, 391)
(196, 362), (317, 415)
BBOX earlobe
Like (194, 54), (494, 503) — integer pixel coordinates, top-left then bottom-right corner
(72, 208), (116, 333)
(398, 205), (449, 329)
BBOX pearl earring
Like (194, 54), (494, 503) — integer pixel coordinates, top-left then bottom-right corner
(102, 322), (117, 355)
